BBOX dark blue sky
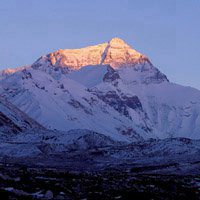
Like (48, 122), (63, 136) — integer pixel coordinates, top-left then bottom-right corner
(0, 0), (199, 89)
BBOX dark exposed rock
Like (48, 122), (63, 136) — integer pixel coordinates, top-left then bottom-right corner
(21, 69), (32, 80)
(68, 99), (93, 115)
(0, 111), (22, 134)
(103, 66), (120, 83)
(92, 90), (143, 119)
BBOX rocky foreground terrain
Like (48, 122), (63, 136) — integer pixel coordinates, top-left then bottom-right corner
(0, 137), (200, 199)
(0, 163), (200, 200)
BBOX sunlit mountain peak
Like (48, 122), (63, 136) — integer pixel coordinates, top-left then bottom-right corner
(32, 38), (148, 71)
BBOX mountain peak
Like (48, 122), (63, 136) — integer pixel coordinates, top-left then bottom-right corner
(32, 38), (148, 71)
(108, 37), (129, 47)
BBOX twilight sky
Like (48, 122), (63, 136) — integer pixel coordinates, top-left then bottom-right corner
(0, 0), (199, 89)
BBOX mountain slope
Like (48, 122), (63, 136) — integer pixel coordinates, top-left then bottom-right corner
(0, 96), (44, 135)
(90, 67), (200, 139)
(0, 67), (150, 141)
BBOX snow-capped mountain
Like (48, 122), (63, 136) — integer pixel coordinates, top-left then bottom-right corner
(0, 37), (200, 140)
